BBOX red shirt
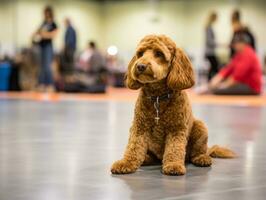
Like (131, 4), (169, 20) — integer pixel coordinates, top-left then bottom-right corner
(219, 46), (262, 93)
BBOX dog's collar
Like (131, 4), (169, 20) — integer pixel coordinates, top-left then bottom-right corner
(146, 91), (173, 102)
(146, 91), (173, 124)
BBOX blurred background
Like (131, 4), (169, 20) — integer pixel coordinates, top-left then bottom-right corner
(1, 2), (266, 199)
(0, 0), (265, 93)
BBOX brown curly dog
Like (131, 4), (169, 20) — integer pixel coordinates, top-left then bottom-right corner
(111, 35), (235, 175)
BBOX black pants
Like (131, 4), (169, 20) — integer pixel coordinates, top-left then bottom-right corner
(212, 83), (259, 95)
(64, 82), (106, 93)
(62, 47), (75, 74)
(206, 55), (219, 81)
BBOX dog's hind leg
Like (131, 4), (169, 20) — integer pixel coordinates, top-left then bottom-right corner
(189, 119), (212, 167)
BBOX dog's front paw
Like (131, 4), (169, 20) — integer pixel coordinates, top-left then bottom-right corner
(191, 154), (212, 167)
(162, 162), (186, 176)
(111, 160), (137, 174)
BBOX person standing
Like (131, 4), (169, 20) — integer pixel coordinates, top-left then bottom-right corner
(34, 6), (58, 92)
(64, 18), (76, 74)
(204, 11), (219, 81)
(230, 9), (256, 57)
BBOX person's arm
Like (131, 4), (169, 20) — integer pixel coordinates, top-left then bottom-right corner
(32, 24), (43, 41)
(40, 22), (58, 39)
(219, 51), (251, 89)
(219, 59), (236, 78)
(209, 59), (235, 89)
(209, 73), (224, 89)
(217, 76), (237, 89)
(40, 29), (58, 39)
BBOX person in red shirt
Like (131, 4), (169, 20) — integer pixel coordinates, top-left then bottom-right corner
(208, 33), (263, 95)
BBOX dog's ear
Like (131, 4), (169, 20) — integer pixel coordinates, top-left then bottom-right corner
(124, 56), (143, 90)
(167, 48), (195, 90)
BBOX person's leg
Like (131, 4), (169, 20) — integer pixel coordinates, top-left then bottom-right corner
(207, 55), (219, 81)
(38, 46), (46, 86)
(212, 83), (258, 95)
(70, 49), (75, 73)
(40, 44), (54, 92)
(210, 55), (219, 77)
(45, 44), (54, 86)
(206, 56), (212, 81)
(41, 45), (50, 86)
(67, 48), (75, 63)
(65, 47), (75, 73)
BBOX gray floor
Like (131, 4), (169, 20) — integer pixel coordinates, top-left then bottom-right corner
(0, 99), (266, 200)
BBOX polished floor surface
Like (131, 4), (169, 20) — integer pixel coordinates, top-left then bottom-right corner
(1, 88), (266, 106)
(0, 98), (266, 200)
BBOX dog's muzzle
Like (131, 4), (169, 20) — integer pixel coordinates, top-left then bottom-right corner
(136, 63), (147, 73)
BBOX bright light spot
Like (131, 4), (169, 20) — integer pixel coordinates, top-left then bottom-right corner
(107, 45), (118, 56)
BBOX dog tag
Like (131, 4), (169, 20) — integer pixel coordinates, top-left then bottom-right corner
(154, 98), (160, 124)
(155, 116), (160, 124)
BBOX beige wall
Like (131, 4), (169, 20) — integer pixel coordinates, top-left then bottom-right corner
(0, 1), (16, 55)
(103, 0), (265, 63)
(0, 0), (265, 65)
(0, 0), (102, 54)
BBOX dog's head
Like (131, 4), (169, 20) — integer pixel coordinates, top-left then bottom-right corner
(125, 35), (195, 90)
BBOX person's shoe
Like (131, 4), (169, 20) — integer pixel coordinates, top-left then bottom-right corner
(36, 85), (45, 92)
(46, 85), (56, 93)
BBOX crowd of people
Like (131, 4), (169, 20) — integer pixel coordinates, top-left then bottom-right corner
(201, 9), (263, 95)
(31, 6), (110, 93)
(0, 6), (265, 95)
(0, 5), (122, 93)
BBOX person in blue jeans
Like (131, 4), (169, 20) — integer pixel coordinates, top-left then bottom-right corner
(34, 6), (58, 92)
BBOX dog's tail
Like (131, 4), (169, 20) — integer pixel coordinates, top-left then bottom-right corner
(207, 145), (236, 158)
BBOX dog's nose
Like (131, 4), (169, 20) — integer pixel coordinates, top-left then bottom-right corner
(136, 63), (147, 72)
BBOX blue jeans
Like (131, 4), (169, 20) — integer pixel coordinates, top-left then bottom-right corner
(39, 44), (54, 85)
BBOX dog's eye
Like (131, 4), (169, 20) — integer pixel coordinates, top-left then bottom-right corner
(137, 51), (144, 58)
(155, 51), (164, 58)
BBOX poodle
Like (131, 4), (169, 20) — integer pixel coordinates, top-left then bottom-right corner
(111, 35), (235, 175)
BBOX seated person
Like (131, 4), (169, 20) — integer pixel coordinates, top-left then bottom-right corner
(87, 41), (106, 74)
(76, 43), (92, 71)
(61, 41), (108, 93)
(201, 33), (262, 95)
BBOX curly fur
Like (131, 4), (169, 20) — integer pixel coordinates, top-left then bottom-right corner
(111, 35), (235, 175)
